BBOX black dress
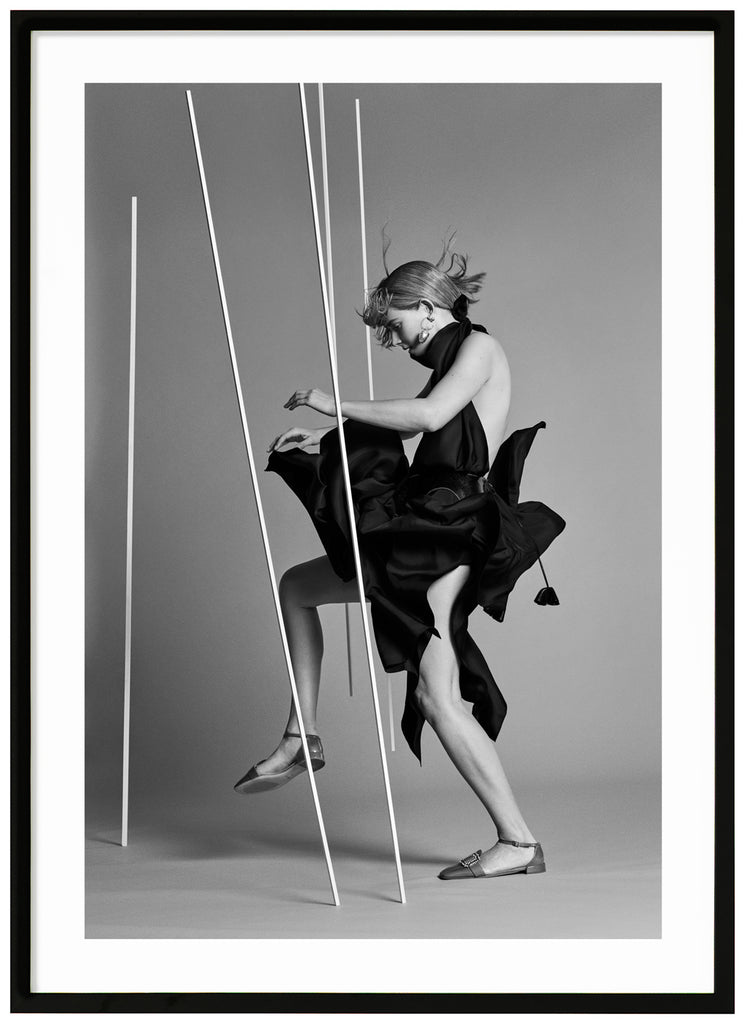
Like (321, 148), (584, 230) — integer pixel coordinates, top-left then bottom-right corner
(266, 318), (565, 764)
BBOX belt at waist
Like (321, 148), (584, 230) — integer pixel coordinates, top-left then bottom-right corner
(403, 470), (492, 501)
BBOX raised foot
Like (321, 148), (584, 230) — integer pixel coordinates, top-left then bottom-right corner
(233, 732), (325, 795)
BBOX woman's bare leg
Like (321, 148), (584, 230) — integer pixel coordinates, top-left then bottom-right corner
(416, 566), (539, 872)
(251, 555), (358, 776)
(252, 555), (537, 868)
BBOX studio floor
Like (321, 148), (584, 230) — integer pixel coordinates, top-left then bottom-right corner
(86, 775), (660, 939)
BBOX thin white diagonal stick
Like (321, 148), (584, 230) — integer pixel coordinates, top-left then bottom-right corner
(317, 85), (336, 348)
(318, 84), (355, 700)
(356, 98), (395, 751)
(300, 84), (406, 904)
(121, 195), (137, 847)
(186, 90), (340, 908)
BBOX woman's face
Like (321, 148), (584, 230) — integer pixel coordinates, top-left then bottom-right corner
(384, 303), (432, 356)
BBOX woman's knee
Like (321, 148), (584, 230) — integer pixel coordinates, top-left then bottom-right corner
(279, 556), (357, 610)
(279, 562), (310, 608)
(413, 670), (461, 723)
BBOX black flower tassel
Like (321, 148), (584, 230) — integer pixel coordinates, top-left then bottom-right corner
(534, 554), (560, 606)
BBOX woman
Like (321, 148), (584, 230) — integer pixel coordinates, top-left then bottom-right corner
(234, 245), (564, 880)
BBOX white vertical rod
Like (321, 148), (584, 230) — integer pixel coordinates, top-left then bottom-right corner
(355, 99), (375, 403)
(356, 98), (395, 751)
(121, 196), (137, 847)
(318, 84), (355, 700)
(344, 606), (355, 698)
(300, 84), (406, 903)
(186, 89), (340, 907)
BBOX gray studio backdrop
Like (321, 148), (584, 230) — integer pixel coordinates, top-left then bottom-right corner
(86, 84), (660, 824)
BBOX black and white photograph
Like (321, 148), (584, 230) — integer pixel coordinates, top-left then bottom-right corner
(85, 80), (660, 938)
(18, 15), (730, 1008)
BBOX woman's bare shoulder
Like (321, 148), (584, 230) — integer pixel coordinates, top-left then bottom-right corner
(461, 328), (509, 374)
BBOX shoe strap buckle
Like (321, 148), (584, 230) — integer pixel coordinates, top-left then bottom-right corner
(460, 851), (481, 868)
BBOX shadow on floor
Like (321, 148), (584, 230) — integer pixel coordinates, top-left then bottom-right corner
(87, 820), (445, 867)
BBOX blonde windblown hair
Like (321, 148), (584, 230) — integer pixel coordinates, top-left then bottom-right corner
(361, 231), (486, 348)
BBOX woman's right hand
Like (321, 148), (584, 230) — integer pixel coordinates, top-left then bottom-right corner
(267, 427), (325, 454)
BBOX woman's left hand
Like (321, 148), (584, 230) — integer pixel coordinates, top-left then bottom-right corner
(284, 388), (337, 417)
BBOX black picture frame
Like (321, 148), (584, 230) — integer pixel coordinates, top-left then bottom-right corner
(12, 8), (734, 1013)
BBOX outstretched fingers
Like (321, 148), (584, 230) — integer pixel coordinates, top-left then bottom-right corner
(284, 390), (307, 411)
(268, 427), (312, 452)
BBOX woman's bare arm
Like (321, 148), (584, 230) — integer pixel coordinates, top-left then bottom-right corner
(282, 334), (498, 434)
(398, 377), (434, 439)
(340, 334), (495, 432)
(421, 332), (504, 431)
(271, 375), (435, 451)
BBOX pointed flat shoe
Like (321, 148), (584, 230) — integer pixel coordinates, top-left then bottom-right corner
(233, 731), (325, 795)
(438, 839), (546, 879)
